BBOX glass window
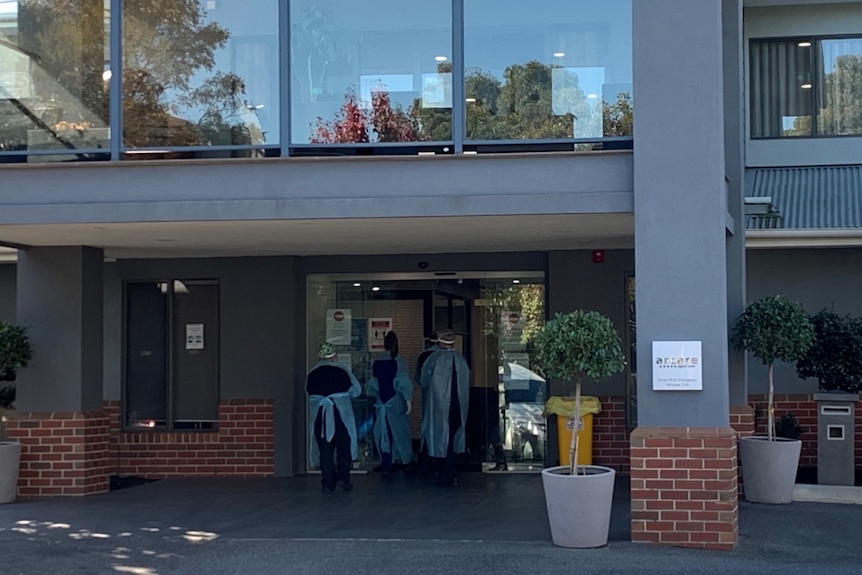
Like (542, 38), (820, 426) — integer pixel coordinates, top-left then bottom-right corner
(750, 36), (862, 138)
(122, 0), (278, 149)
(125, 279), (219, 430)
(464, 0), (632, 141)
(290, 0), (452, 144)
(749, 39), (814, 138)
(0, 0), (110, 154)
(818, 38), (862, 136)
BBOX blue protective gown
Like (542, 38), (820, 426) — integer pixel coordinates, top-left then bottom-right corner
(415, 344), (439, 451)
(419, 348), (470, 458)
(368, 354), (414, 465)
(307, 361), (362, 464)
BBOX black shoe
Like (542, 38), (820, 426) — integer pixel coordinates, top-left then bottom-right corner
(372, 465), (383, 472)
(321, 485), (335, 493)
(338, 481), (354, 492)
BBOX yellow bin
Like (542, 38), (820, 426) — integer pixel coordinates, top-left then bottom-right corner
(556, 413), (594, 466)
(543, 396), (602, 466)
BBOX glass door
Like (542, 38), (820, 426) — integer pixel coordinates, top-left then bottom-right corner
(476, 278), (546, 472)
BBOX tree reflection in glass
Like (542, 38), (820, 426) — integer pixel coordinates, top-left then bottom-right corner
(122, 0), (275, 149)
(0, 0), (109, 154)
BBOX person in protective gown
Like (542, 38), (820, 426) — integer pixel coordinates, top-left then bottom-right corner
(420, 330), (470, 487)
(306, 342), (361, 492)
(367, 331), (413, 477)
(414, 332), (439, 471)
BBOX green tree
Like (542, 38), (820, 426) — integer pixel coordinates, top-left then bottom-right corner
(731, 296), (814, 441)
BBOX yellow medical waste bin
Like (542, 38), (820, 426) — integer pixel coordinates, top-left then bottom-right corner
(543, 396), (601, 466)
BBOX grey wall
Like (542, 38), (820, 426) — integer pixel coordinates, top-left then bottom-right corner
(0, 154), (633, 227)
(746, 247), (862, 394)
(16, 247), (103, 412)
(547, 249), (634, 397)
(113, 256), (301, 475)
(0, 264), (15, 322)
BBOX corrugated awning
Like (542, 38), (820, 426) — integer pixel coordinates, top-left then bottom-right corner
(746, 165), (862, 230)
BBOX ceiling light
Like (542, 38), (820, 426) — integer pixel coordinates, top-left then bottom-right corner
(512, 279), (521, 284)
(372, 286), (381, 292)
(434, 55), (448, 62)
(465, 98), (476, 103)
(587, 93), (598, 99)
(553, 52), (565, 58)
(798, 41), (811, 47)
(353, 282), (361, 287)
(801, 83), (812, 89)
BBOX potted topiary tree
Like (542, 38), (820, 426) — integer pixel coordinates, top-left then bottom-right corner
(0, 320), (32, 504)
(530, 310), (625, 548)
(730, 295), (814, 504)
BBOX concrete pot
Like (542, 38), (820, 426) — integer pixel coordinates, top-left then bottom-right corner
(0, 441), (22, 504)
(739, 436), (801, 504)
(541, 465), (616, 548)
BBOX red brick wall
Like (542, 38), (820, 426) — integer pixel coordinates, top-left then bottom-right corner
(7, 411), (110, 497)
(748, 394), (862, 469)
(630, 427), (738, 550)
(593, 395), (630, 473)
(104, 399), (275, 478)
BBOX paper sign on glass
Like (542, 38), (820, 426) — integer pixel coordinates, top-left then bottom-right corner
(326, 308), (352, 345)
(186, 324), (204, 350)
(652, 341), (702, 390)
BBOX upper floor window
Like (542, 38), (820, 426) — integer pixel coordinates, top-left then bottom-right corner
(750, 37), (862, 139)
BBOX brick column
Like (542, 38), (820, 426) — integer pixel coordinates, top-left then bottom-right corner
(630, 427), (738, 550)
(7, 411), (110, 498)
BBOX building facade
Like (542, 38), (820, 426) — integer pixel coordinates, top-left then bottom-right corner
(1, 0), (861, 551)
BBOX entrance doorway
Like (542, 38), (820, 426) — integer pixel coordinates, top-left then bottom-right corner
(306, 272), (546, 474)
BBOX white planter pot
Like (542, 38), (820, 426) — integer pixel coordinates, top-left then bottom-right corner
(0, 441), (22, 504)
(739, 436), (801, 504)
(541, 465), (616, 548)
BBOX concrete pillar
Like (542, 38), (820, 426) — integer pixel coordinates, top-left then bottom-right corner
(10, 247), (108, 497)
(723, 0), (748, 407)
(631, 0), (740, 550)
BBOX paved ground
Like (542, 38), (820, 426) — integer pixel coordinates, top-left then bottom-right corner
(1, 472), (860, 575)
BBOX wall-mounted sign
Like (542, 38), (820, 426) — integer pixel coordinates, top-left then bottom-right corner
(652, 341), (702, 391)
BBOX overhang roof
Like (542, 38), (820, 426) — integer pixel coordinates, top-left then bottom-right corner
(746, 165), (862, 233)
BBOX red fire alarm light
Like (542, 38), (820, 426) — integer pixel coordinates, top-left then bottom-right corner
(592, 250), (605, 264)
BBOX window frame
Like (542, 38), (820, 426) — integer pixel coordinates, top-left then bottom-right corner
(749, 34), (862, 140)
(121, 278), (221, 432)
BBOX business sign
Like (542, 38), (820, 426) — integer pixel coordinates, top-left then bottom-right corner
(652, 341), (702, 391)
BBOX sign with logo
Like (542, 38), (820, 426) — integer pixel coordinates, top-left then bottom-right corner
(652, 341), (702, 391)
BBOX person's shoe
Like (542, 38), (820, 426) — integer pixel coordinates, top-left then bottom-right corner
(338, 481), (354, 492)
(321, 485), (335, 493)
(372, 465), (383, 472)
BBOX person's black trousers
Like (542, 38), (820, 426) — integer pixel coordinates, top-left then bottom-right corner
(314, 413), (352, 491)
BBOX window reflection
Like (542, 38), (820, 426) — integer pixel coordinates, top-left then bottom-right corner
(818, 38), (862, 136)
(750, 37), (862, 138)
(0, 0), (110, 153)
(464, 0), (632, 141)
(290, 0), (452, 144)
(122, 0), (278, 149)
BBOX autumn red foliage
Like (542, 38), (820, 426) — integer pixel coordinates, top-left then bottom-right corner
(312, 89), (418, 143)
